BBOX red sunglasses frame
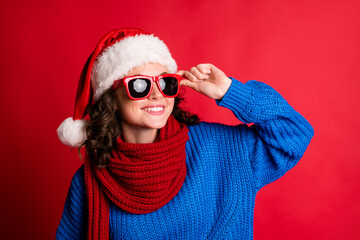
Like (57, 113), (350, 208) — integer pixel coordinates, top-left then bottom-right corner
(112, 74), (182, 100)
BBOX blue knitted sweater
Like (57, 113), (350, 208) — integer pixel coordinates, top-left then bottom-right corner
(56, 78), (314, 239)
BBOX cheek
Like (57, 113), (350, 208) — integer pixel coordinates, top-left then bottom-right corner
(115, 88), (128, 107)
(118, 101), (141, 117)
(116, 90), (134, 118)
(167, 99), (175, 112)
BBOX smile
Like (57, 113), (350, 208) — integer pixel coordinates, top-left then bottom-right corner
(142, 106), (165, 112)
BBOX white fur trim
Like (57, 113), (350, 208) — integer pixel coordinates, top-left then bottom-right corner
(91, 34), (177, 100)
(57, 117), (88, 147)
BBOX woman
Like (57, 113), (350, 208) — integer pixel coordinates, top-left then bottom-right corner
(56, 28), (314, 239)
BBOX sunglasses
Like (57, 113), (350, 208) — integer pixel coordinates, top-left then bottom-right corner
(112, 74), (182, 100)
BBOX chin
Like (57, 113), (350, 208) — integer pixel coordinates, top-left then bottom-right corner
(146, 116), (170, 129)
(149, 120), (168, 129)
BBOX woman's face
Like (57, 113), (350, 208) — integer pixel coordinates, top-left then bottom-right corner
(115, 62), (175, 131)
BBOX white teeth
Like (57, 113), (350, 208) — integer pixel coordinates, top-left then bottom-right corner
(143, 107), (164, 112)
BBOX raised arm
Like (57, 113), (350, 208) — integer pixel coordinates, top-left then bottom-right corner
(217, 78), (314, 188)
(179, 63), (314, 189)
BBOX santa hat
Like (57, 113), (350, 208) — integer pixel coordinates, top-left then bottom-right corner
(57, 28), (177, 147)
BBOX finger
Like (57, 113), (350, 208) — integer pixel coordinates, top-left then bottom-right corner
(176, 70), (199, 82)
(180, 79), (198, 90)
(189, 66), (209, 80)
(176, 70), (186, 77)
(199, 63), (227, 80)
(196, 63), (212, 74)
(183, 71), (202, 82)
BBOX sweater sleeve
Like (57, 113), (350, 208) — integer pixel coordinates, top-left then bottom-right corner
(56, 165), (87, 240)
(216, 78), (314, 189)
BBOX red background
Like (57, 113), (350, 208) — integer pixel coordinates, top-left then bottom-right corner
(0, 0), (359, 239)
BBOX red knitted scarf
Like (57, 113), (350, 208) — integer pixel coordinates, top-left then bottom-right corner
(84, 115), (189, 239)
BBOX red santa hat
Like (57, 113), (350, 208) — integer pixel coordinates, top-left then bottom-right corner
(57, 28), (177, 147)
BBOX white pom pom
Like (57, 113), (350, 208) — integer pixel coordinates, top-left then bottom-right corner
(57, 117), (88, 147)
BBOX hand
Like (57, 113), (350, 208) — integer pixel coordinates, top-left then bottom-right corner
(177, 63), (232, 100)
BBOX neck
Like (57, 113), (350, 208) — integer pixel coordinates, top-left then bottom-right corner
(120, 122), (158, 143)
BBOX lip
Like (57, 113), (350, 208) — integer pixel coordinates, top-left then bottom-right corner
(141, 105), (166, 116)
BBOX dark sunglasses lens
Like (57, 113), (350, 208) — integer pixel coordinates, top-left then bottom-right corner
(159, 77), (178, 96)
(128, 78), (151, 98)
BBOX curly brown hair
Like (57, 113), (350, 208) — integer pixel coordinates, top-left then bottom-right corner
(85, 88), (199, 168)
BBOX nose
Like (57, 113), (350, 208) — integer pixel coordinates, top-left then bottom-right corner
(148, 82), (163, 99)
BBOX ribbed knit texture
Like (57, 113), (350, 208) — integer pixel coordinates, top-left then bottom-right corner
(56, 78), (314, 240)
(84, 115), (189, 239)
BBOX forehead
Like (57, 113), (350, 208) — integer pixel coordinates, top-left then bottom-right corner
(126, 63), (168, 77)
